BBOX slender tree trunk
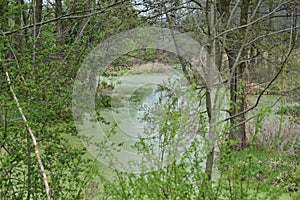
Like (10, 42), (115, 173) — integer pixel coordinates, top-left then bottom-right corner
(227, 51), (247, 150)
(27, 130), (32, 200)
(20, 0), (29, 44)
(205, 0), (217, 180)
(55, 0), (64, 45)
(220, 0), (250, 150)
(35, 0), (42, 36)
(205, 88), (215, 180)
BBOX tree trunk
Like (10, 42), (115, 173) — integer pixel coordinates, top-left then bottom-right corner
(55, 0), (64, 45)
(20, 0), (29, 44)
(35, 0), (43, 36)
(204, 0), (217, 180)
(227, 51), (247, 150)
(221, 0), (250, 150)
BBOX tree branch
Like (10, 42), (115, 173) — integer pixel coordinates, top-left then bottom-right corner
(215, 0), (293, 39)
(1, 0), (127, 36)
(5, 72), (51, 200)
(222, 22), (297, 123)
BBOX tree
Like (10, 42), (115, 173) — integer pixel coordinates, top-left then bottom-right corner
(0, 0), (143, 198)
(136, 0), (299, 178)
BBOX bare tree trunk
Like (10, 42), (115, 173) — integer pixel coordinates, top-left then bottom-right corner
(220, 0), (249, 150)
(26, 130), (32, 200)
(55, 0), (64, 45)
(227, 52), (247, 150)
(5, 71), (51, 200)
(205, 0), (217, 180)
(20, 0), (29, 44)
(231, 0), (249, 150)
(205, 88), (215, 180)
(35, 0), (42, 36)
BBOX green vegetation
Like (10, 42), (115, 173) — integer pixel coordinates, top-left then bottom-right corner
(1, 0), (299, 199)
(95, 84), (300, 199)
(98, 147), (300, 200)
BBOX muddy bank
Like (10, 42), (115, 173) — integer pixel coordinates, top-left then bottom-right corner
(105, 62), (176, 75)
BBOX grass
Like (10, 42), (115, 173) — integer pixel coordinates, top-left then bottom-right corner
(62, 87), (300, 198)
(60, 131), (117, 180)
(218, 145), (300, 199)
(60, 123), (300, 199)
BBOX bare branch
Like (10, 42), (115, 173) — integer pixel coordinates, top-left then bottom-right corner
(215, 0), (293, 39)
(1, 0), (128, 36)
(5, 71), (51, 200)
(222, 34), (297, 123)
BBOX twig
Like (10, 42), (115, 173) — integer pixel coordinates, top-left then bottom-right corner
(1, 0), (127, 36)
(222, 2), (298, 123)
(5, 71), (51, 200)
(215, 0), (293, 39)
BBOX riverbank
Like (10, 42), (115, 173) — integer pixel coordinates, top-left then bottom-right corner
(68, 78), (300, 199)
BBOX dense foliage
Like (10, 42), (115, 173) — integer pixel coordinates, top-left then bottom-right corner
(0, 0), (299, 199)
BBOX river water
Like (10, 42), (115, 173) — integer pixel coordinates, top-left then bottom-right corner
(76, 71), (210, 175)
